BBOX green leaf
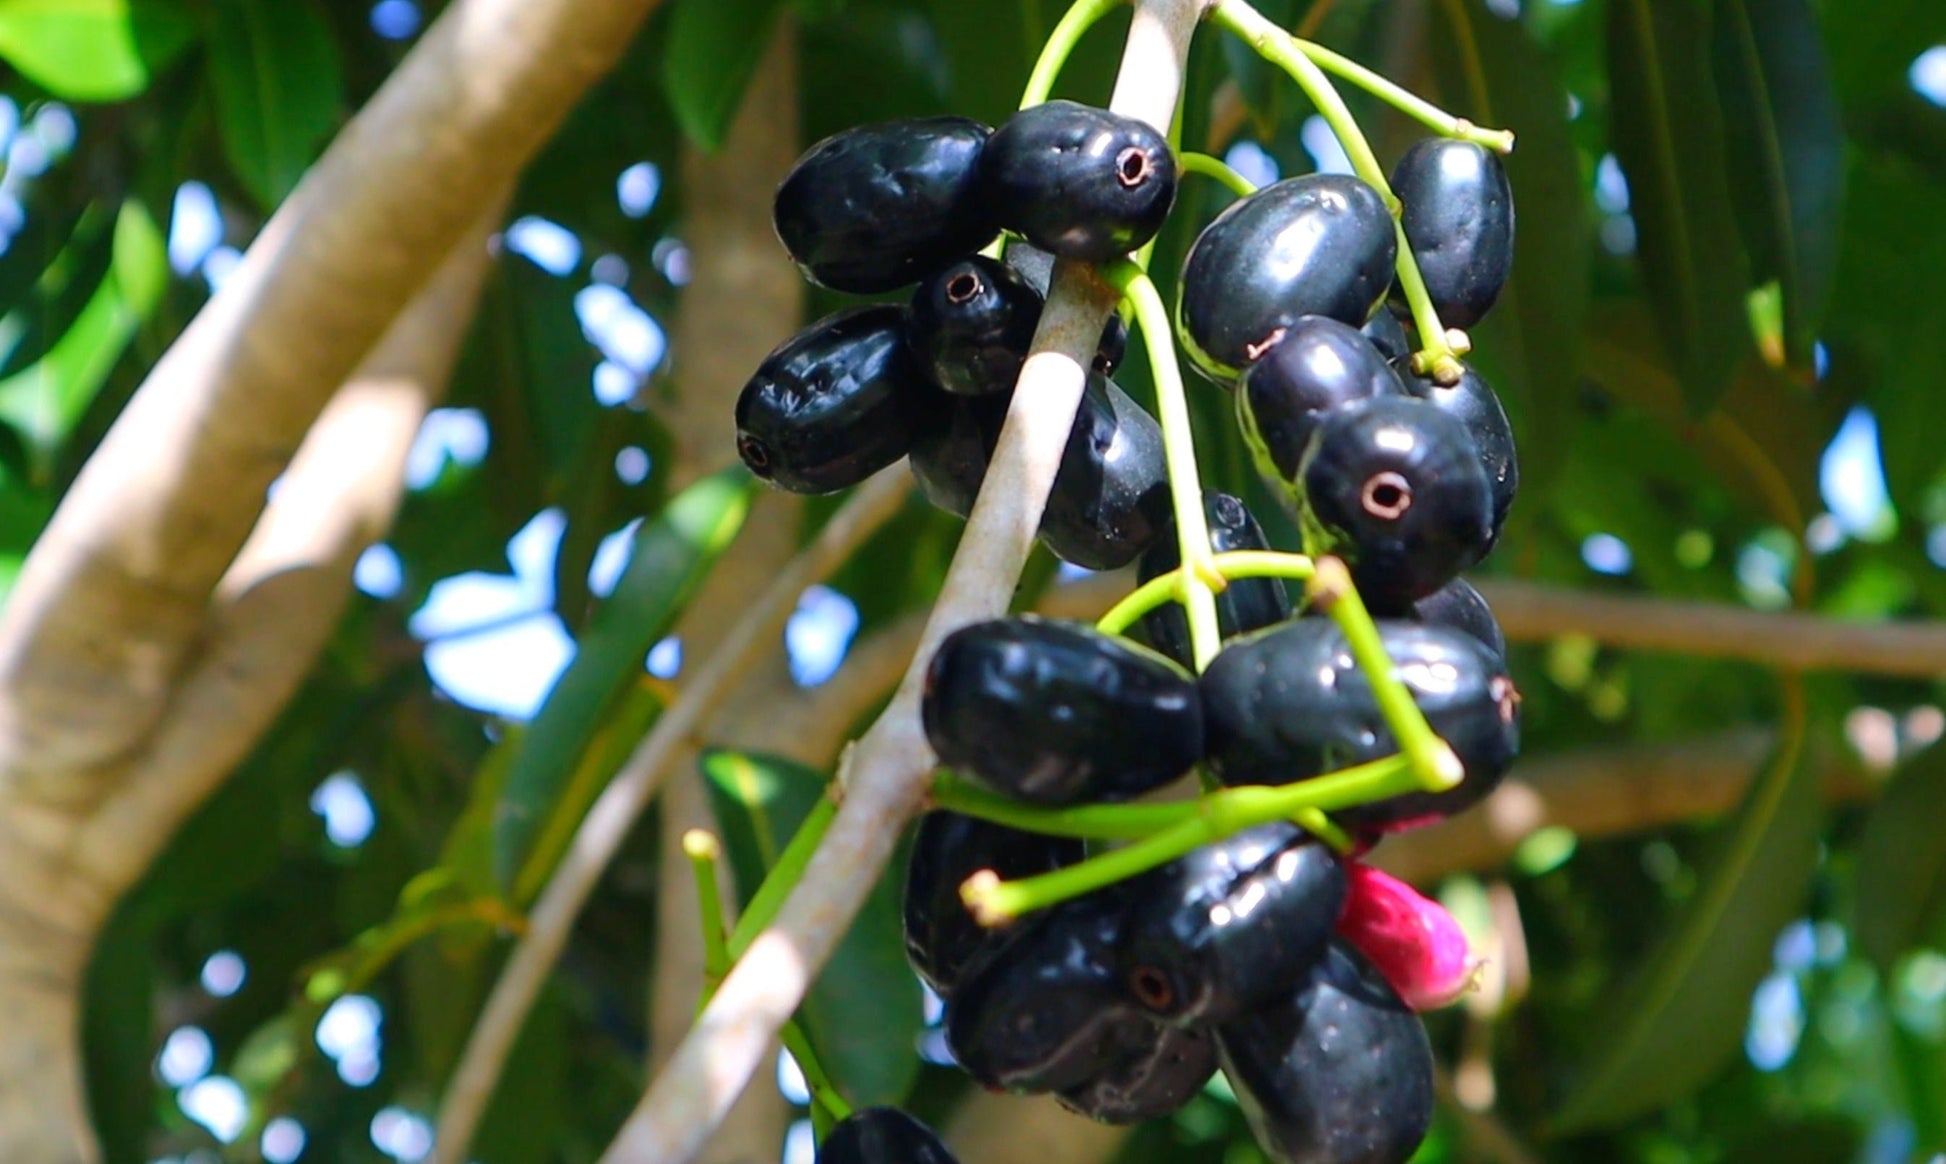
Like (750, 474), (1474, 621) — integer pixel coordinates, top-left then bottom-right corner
(0, 201), (116, 382)
(0, 0), (192, 101)
(1551, 723), (1822, 1132)
(660, 0), (791, 149)
(1710, 0), (1845, 371)
(206, 0), (343, 209)
(1853, 743), (1946, 973)
(0, 198), (165, 460)
(1429, 0), (1589, 511)
(490, 468), (756, 887)
(702, 748), (922, 1107)
(1605, 0), (1750, 415)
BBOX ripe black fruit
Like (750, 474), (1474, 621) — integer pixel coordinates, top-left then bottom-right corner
(773, 117), (998, 294)
(1137, 491), (1292, 668)
(922, 616), (1202, 806)
(1040, 374), (1172, 570)
(904, 812), (1083, 999)
(1389, 138), (1514, 329)
(1178, 175), (1397, 383)
(1401, 576), (1505, 660)
(1215, 941), (1435, 1164)
(1199, 619), (1521, 827)
(1058, 1022), (1218, 1125)
(909, 391), (1009, 519)
(1402, 361), (1518, 549)
(820, 1107), (960, 1164)
(1297, 397), (1493, 609)
(945, 888), (1152, 1093)
(1119, 822), (1347, 1025)
(908, 256), (1126, 397)
(1238, 316), (1407, 483)
(1362, 308), (1412, 365)
(982, 100), (1177, 263)
(736, 306), (942, 494)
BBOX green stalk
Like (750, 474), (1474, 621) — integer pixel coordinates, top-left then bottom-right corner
(1178, 150), (1259, 198)
(962, 753), (1421, 922)
(1307, 557), (1462, 792)
(687, 828), (852, 1128)
(1101, 261), (1225, 671)
(727, 793), (839, 957)
(1296, 40), (1515, 154)
(932, 770), (1201, 838)
(1096, 549), (1316, 637)
(1020, 0), (1128, 110)
(1208, 0), (1467, 384)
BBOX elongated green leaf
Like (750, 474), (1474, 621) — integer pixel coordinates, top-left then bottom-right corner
(0, 199), (165, 460)
(702, 748), (922, 1107)
(1605, 0), (1749, 415)
(1711, 0), (1844, 371)
(0, 201), (116, 381)
(1551, 725), (1822, 1132)
(1429, 0), (1588, 510)
(0, 0), (192, 101)
(661, 0), (791, 150)
(491, 468), (755, 886)
(1854, 743), (1946, 973)
(207, 0), (343, 209)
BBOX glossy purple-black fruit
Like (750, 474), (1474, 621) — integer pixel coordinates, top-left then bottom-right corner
(1119, 822), (1347, 1025)
(945, 888), (1152, 1093)
(819, 1107), (959, 1164)
(908, 257), (1127, 397)
(1401, 576), (1505, 660)
(1200, 620), (1521, 828)
(1137, 491), (1292, 669)
(904, 812), (1084, 999)
(1215, 940), (1435, 1164)
(1297, 397), (1493, 609)
(1040, 374), (1172, 570)
(1402, 361), (1518, 550)
(922, 616), (1202, 806)
(1388, 138), (1514, 329)
(909, 391), (1009, 518)
(773, 117), (999, 294)
(906, 373), (1166, 545)
(1239, 316), (1407, 483)
(736, 306), (943, 494)
(1362, 308), (1412, 364)
(1001, 243), (1128, 374)
(1178, 175), (1398, 383)
(1057, 1023), (1218, 1125)
(982, 101), (1177, 263)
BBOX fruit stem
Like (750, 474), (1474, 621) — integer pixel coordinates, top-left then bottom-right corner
(932, 770), (1204, 838)
(1021, 0), (1130, 111)
(684, 828), (853, 1128)
(1207, 0), (1468, 385)
(961, 753), (1422, 922)
(1095, 548), (1315, 637)
(1306, 556), (1463, 793)
(1101, 261), (1226, 671)
(726, 792), (839, 957)
(1294, 39), (1515, 154)
(1177, 150), (1258, 198)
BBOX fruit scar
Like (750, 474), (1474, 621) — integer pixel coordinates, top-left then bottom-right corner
(1333, 861), (1484, 1012)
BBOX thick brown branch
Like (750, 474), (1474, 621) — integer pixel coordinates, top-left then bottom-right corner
(0, 0), (668, 796)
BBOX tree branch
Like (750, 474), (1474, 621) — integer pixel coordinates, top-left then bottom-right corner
(0, 208), (499, 1164)
(431, 471), (911, 1164)
(0, 0), (669, 799)
(594, 7), (1209, 1163)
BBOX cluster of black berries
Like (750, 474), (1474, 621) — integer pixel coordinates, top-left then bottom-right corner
(737, 102), (1185, 572)
(736, 86), (1525, 1164)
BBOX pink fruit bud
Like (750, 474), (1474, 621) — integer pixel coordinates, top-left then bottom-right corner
(1335, 862), (1483, 1012)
